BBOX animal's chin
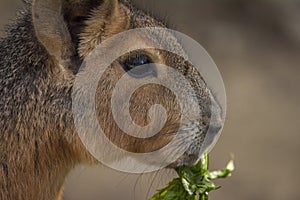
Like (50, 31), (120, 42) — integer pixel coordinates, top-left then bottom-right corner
(168, 119), (224, 168)
(165, 125), (205, 169)
(167, 151), (202, 168)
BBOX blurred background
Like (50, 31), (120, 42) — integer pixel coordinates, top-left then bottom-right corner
(1, 0), (300, 200)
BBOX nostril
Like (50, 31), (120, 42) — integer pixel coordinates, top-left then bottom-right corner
(209, 123), (223, 135)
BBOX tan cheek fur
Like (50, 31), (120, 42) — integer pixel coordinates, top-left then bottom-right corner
(95, 63), (182, 153)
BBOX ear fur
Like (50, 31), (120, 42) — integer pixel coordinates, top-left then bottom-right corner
(32, 0), (76, 71)
(32, 0), (120, 73)
(78, 0), (130, 57)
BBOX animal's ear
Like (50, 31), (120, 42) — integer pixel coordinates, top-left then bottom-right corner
(32, 0), (75, 71)
(32, 0), (119, 72)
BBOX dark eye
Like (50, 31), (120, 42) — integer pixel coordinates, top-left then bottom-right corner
(121, 54), (157, 78)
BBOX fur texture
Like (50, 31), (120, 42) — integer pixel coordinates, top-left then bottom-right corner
(0, 1), (215, 200)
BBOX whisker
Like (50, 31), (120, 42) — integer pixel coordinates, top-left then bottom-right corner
(133, 173), (144, 200)
(146, 168), (161, 199)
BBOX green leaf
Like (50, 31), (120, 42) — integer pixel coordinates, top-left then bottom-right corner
(208, 159), (235, 179)
(150, 153), (234, 200)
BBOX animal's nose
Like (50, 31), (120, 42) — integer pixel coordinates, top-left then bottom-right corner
(210, 91), (224, 133)
(209, 122), (222, 135)
(201, 92), (225, 154)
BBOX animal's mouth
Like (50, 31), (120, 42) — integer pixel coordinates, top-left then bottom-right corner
(168, 152), (201, 168)
(169, 91), (225, 168)
(168, 121), (223, 168)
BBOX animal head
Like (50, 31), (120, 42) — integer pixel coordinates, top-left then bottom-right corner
(31, 0), (223, 168)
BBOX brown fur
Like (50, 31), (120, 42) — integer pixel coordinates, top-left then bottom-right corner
(0, 1), (214, 199)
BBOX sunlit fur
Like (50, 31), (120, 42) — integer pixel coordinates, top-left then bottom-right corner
(0, 1), (214, 200)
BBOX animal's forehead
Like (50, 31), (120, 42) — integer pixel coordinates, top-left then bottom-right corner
(134, 29), (187, 59)
(128, 5), (166, 29)
(126, 7), (188, 58)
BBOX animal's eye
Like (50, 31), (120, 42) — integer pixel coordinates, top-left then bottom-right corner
(121, 54), (156, 78)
